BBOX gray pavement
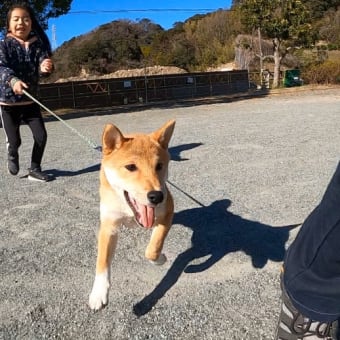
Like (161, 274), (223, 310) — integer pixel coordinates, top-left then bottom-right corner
(0, 87), (339, 339)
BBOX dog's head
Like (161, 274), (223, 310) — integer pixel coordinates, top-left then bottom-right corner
(101, 120), (175, 228)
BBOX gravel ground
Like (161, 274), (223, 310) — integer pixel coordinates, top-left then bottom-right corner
(0, 87), (339, 340)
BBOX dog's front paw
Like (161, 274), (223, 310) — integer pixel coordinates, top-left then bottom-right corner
(89, 273), (110, 311)
(149, 253), (167, 266)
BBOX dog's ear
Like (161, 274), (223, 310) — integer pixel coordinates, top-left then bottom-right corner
(102, 124), (126, 155)
(150, 120), (176, 149)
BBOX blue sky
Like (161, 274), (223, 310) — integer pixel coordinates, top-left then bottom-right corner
(47, 0), (232, 49)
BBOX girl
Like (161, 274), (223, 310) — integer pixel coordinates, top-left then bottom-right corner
(0, 3), (54, 182)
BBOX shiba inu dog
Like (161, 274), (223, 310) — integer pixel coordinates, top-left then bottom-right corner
(89, 120), (176, 311)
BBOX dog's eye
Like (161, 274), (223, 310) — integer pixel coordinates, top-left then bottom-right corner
(156, 163), (163, 171)
(125, 164), (137, 172)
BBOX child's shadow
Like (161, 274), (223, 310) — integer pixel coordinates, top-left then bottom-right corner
(35, 142), (202, 179)
(45, 163), (100, 178)
(24, 142), (201, 179)
(133, 199), (299, 316)
(169, 143), (203, 161)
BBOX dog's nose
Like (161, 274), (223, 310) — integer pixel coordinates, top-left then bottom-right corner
(147, 191), (164, 205)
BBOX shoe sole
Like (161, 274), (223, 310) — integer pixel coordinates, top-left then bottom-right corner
(28, 175), (48, 182)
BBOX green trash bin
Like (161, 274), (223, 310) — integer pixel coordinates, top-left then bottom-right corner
(283, 69), (303, 87)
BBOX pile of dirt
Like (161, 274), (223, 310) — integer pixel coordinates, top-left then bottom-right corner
(55, 66), (187, 83)
(206, 62), (236, 72)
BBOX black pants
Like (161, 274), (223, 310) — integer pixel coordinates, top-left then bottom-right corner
(0, 103), (47, 170)
(283, 162), (340, 322)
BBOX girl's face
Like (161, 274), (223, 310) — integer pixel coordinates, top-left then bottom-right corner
(8, 8), (32, 41)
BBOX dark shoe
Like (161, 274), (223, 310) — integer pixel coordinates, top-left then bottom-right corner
(275, 276), (338, 339)
(28, 167), (50, 182)
(7, 154), (19, 175)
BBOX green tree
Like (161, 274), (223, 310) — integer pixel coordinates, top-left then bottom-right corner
(188, 10), (241, 68)
(0, 0), (72, 34)
(148, 22), (196, 70)
(239, 0), (313, 87)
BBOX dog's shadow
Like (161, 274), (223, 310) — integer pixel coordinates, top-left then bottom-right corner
(133, 198), (299, 316)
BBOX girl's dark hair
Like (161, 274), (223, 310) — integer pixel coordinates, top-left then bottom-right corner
(6, 3), (52, 55)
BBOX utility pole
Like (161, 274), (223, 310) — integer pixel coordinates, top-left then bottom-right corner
(258, 27), (264, 88)
(140, 45), (151, 104)
(51, 24), (57, 50)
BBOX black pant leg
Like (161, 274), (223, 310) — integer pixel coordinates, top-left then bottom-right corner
(21, 104), (47, 169)
(0, 105), (22, 156)
(283, 162), (340, 322)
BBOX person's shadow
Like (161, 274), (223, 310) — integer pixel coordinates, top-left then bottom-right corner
(19, 142), (201, 180)
(169, 143), (203, 161)
(46, 163), (100, 178)
(18, 164), (100, 180)
(33, 142), (203, 179)
(133, 199), (299, 316)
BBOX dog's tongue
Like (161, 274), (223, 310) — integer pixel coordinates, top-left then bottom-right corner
(126, 192), (155, 228)
(137, 204), (155, 228)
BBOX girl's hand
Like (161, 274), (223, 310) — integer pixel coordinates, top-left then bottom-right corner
(11, 79), (28, 95)
(40, 58), (53, 73)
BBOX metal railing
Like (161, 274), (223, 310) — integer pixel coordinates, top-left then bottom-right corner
(39, 70), (250, 110)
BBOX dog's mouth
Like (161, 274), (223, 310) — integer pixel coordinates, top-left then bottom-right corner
(124, 191), (155, 228)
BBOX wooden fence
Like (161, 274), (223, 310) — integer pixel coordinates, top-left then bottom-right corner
(38, 70), (250, 110)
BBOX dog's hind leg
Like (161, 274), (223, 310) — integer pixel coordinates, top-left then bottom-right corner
(89, 223), (118, 311)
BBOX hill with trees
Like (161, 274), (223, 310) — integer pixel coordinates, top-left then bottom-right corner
(48, 10), (244, 83)
(48, 1), (340, 86)
(2, 1), (338, 86)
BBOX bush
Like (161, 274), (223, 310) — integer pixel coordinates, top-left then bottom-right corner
(328, 44), (340, 51)
(302, 60), (340, 84)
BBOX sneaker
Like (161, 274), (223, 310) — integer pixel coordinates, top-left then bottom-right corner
(275, 275), (338, 339)
(7, 154), (19, 175)
(28, 167), (51, 182)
